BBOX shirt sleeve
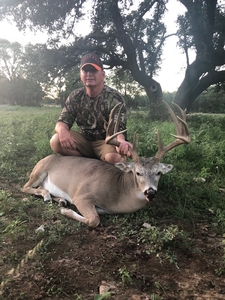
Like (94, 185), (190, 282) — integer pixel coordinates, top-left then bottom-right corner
(57, 91), (77, 129)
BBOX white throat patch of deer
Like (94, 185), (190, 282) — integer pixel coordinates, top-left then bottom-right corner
(22, 101), (190, 227)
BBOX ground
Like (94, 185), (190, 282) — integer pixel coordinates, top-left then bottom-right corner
(0, 181), (225, 300)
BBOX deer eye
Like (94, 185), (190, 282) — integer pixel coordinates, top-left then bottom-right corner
(136, 172), (142, 176)
(156, 171), (162, 176)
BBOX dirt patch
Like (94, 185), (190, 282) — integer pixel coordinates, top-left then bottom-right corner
(1, 182), (225, 300)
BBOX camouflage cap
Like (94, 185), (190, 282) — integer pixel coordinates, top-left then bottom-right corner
(80, 53), (103, 71)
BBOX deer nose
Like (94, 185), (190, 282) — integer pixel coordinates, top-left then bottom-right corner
(144, 188), (157, 201)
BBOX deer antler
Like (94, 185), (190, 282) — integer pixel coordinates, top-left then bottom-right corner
(105, 103), (139, 160)
(155, 100), (191, 160)
(105, 103), (127, 147)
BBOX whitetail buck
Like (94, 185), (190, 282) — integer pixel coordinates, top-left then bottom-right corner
(22, 101), (190, 227)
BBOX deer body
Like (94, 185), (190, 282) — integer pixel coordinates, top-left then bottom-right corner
(22, 154), (173, 227)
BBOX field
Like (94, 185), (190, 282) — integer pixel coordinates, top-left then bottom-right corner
(0, 105), (225, 300)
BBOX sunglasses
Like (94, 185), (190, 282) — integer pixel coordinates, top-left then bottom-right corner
(82, 66), (99, 73)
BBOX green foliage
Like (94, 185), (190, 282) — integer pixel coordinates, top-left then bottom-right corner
(136, 224), (183, 254)
(191, 87), (225, 113)
(121, 109), (225, 236)
(94, 293), (112, 300)
(150, 294), (163, 300)
(0, 40), (45, 106)
(216, 235), (225, 276)
(118, 266), (133, 286)
(0, 77), (45, 106)
(163, 91), (176, 103)
(117, 222), (186, 268)
(2, 219), (28, 241)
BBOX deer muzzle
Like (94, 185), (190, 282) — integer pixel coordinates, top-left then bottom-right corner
(144, 188), (157, 201)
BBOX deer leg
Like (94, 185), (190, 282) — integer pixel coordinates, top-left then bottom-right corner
(21, 172), (51, 202)
(52, 197), (68, 207)
(21, 185), (51, 202)
(60, 199), (100, 228)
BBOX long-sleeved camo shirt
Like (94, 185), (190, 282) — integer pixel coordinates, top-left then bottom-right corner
(57, 85), (127, 141)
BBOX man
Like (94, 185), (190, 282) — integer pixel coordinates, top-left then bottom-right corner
(50, 53), (132, 164)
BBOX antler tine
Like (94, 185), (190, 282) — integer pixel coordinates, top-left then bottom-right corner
(155, 100), (191, 160)
(131, 131), (139, 161)
(105, 103), (127, 147)
(163, 100), (190, 142)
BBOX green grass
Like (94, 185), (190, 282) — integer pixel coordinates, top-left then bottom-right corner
(0, 105), (60, 183)
(0, 104), (225, 298)
(0, 105), (225, 230)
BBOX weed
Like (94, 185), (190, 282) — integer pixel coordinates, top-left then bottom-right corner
(118, 266), (133, 286)
(150, 294), (163, 300)
(3, 219), (28, 241)
(94, 292), (112, 300)
(137, 224), (182, 251)
(216, 234), (225, 276)
(119, 223), (191, 268)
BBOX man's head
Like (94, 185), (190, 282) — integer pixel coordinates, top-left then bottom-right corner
(80, 53), (105, 92)
(80, 53), (103, 71)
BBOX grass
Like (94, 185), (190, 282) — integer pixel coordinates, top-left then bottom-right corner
(1, 104), (225, 231)
(0, 104), (225, 298)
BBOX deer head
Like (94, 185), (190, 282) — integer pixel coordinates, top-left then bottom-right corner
(105, 101), (191, 201)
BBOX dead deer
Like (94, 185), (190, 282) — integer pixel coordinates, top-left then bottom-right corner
(21, 101), (190, 227)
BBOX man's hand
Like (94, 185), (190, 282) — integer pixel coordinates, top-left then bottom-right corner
(56, 123), (77, 150)
(116, 140), (133, 158)
(116, 133), (133, 157)
(59, 130), (77, 150)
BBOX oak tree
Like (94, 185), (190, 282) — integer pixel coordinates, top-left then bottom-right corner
(0, 0), (224, 111)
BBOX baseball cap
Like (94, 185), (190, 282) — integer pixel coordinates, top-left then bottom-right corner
(80, 53), (103, 71)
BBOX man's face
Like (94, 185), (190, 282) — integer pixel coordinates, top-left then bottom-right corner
(80, 65), (105, 87)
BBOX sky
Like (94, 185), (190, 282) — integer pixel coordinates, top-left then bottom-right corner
(0, 0), (195, 93)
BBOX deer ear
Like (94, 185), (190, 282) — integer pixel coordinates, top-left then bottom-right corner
(159, 163), (173, 174)
(114, 162), (135, 173)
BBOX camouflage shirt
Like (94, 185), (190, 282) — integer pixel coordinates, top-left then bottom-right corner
(57, 85), (127, 141)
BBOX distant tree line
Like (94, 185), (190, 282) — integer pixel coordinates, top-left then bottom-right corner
(0, 40), (45, 106)
(190, 86), (225, 113)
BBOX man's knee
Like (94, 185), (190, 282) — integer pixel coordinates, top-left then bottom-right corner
(50, 133), (82, 156)
(104, 153), (125, 164)
(50, 134), (60, 152)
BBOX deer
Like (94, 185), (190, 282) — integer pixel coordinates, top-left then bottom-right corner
(21, 101), (190, 228)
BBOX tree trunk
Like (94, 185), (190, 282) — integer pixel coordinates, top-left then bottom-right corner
(174, 58), (225, 110)
(143, 84), (168, 120)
